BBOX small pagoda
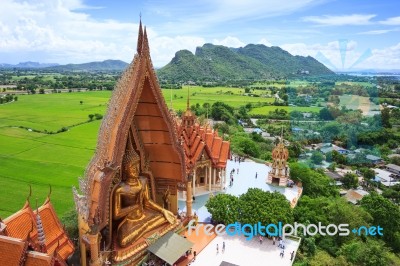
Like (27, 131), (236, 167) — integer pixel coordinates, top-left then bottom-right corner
(267, 132), (289, 186)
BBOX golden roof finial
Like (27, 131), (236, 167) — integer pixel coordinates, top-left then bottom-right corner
(137, 16), (143, 54)
(26, 185), (32, 203)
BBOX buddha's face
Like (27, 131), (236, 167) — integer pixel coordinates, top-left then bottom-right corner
(125, 160), (140, 180)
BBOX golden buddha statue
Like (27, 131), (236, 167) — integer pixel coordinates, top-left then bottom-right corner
(113, 149), (176, 247)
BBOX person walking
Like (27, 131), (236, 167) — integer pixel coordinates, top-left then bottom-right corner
(290, 251), (294, 261)
(222, 241), (225, 253)
(259, 235), (263, 244)
(255, 172), (258, 179)
(216, 244), (219, 254)
(272, 236), (275, 245)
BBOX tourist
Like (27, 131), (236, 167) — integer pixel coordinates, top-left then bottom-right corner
(255, 172), (258, 179)
(272, 236), (275, 245)
(217, 244), (219, 254)
(193, 251), (197, 261)
(280, 249), (284, 258)
(222, 241), (225, 252)
(237, 168), (239, 174)
(278, 239), (283, 248)
(290, 251), (294, 261)
(259, 235), (263, 244)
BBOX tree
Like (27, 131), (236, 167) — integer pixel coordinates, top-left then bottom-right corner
(339, 239), (391, 266)
(341, 173), (358, 189)
(360, 168), (375, 181)
(80, 100), (83, 105)
(288, 141), (302, 159)
(206, 194), (239, 225)
(290, 163), (338, 198)
(361, 193), (400, 251)
(238, 188), (293, 226)
(381, 107), (391, 128)
(311, 151), (324, 164)
(88, 114), (94, 121)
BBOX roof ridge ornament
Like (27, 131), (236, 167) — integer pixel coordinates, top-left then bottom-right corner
(137, 16), (143, 54)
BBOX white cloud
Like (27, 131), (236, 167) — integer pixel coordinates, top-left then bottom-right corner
(281, 40), (400, 70)
(258, 38), (272, 46)
(379, 16), (400, 25)
(302, 14), (376, 26)
(0, 0), (206, 66)
(213, 36), (244, 48)
(358, 29), (399, 35)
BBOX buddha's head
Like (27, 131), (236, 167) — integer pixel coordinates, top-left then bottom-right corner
(122, 149), (140, 180)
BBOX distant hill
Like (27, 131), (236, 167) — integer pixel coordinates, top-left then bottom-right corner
(0, 61), (59, 68)
(0, 60), (128, 71)
(157, 43), (334, 82)
(46, 60), (129, 71)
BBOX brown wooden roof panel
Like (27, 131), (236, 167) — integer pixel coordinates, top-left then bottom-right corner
(145, 144), (181, 163)
(139, 131), (172, 145)
(150, 162), (183, 180)
(135, 103), (161, 117)
(135, 116), (169, 131)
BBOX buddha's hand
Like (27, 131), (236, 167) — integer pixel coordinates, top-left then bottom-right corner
(163, 209), (176, 224)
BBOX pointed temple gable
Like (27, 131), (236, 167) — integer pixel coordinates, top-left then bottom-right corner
(0, 195), (74, 266)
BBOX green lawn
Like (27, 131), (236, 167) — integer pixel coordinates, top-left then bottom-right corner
(249, 105), (321, 116)
(162, 86), (274, 110)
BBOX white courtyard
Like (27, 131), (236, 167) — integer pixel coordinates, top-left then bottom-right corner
(189, 234), (299, 266)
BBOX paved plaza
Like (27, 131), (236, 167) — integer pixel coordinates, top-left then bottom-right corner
(177, 158), (302, 266)
(189, 234), (299, 266)
(178, 159), (301, 222)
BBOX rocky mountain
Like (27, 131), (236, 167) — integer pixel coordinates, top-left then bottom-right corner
(157, 43), (334, 82)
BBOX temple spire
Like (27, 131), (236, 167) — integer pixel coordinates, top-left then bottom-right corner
(142, 26), (150, 56)
(35, 198), (47, 253)
(137, 17), (143, 54)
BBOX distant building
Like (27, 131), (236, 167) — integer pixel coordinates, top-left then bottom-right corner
(374, 168), (400, 187)
(386, 164), (400, 175)
(343, 189), (369, 205)
(365, 154), (383, 165)
(320, 143), (349, 155)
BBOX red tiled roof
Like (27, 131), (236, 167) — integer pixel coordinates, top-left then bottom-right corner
(4, 201), (37, 241)
(3, 198), (74, 262)
(0, 235), (28, 265)
(178, 114), (230, 171)
(25, 251), (54, 266)
(37, 200), (74, 260)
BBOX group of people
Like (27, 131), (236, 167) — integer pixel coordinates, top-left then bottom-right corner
(216, 241), (226, 254)
(232, 155), (245, 164)
(229, 169), (235, 187)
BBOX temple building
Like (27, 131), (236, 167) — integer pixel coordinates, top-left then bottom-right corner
(73, 20), (208, 265)
(177, 98), (230, 197)
(267, 134), (290, 186)
(0, 190), (74, 266)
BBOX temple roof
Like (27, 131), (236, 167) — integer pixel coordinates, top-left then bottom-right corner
(75, 19), (186, 225)
(25, 251), (54, 266)
(2, 198), (74, 262)
(0, 235), (27, 265)
(178, 107), (230, 171)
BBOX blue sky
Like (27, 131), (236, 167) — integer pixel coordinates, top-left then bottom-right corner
(0, 0), (399, 70)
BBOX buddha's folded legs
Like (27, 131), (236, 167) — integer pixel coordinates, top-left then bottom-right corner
(117, 212), (168, 247)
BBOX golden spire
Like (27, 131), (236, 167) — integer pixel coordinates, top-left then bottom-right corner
(137, 16), (143, 54)
(142, 26), (150, 56)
